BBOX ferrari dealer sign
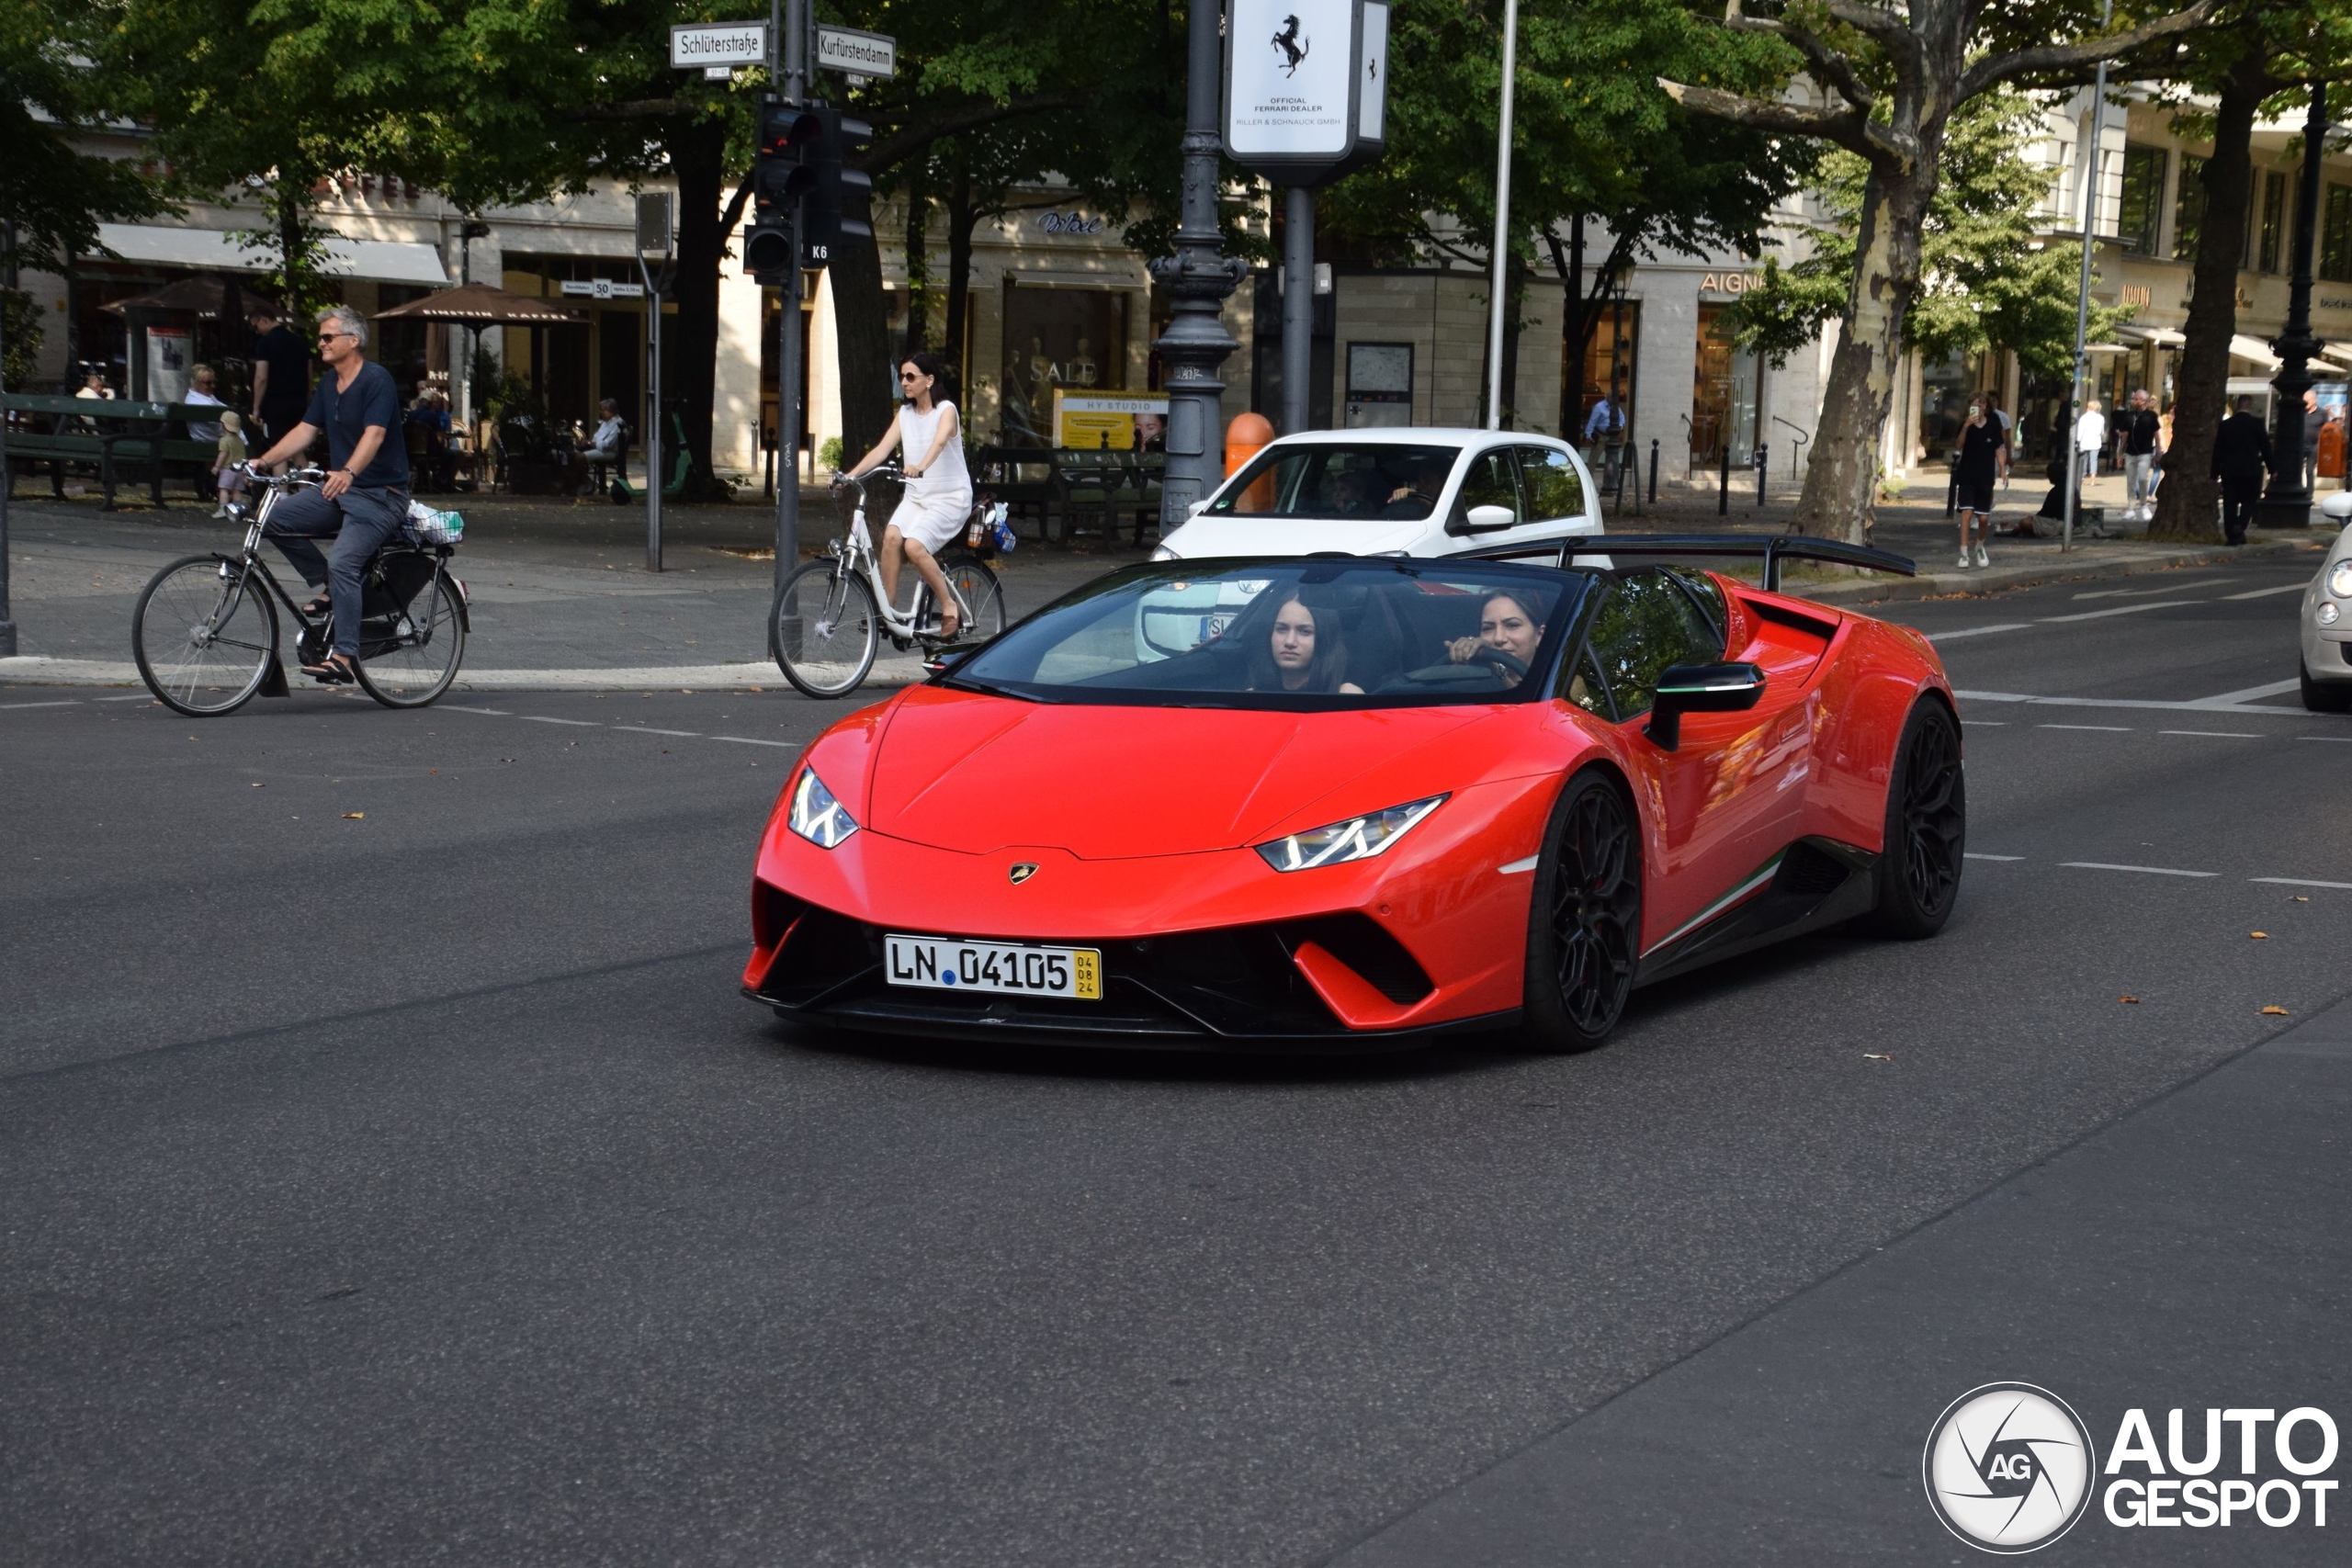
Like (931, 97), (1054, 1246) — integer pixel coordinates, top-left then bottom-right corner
(1224, 0), (1388, 184)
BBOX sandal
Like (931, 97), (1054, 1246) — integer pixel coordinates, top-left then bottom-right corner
(301, 655), (356, 684)
(301, 598), (332, 619)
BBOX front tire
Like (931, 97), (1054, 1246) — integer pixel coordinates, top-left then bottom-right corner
(775, 559), (879, 698)
(1864, 698), (1966, 938)
(133, 554), (279, 717)
(1521, 769), (1644, 1052)
(2301, 662), (2352, 713)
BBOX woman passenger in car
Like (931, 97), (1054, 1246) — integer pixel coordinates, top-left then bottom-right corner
(1444, 590), (1546, 689)
(1251, 594), (1363, 694)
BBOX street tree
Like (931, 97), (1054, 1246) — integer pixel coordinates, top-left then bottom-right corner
(1665, 0), (2215, 543)
(1729, 90), (2135, 401)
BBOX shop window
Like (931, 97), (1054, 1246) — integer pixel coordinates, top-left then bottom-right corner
(999, 281), (1127, 446)
(1917, 354), (1975, 463)
(2117, 144), (2165, 254)
(2322, 185), (2352, 284)
(1690, 305), (1760, 471)
(1566, 302), (1639, 446)
(2172, 154), (2204, 260)
(2257, 171), (2289, 273)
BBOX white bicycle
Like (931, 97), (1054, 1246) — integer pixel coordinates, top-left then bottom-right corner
(773, 460), (1007, 699)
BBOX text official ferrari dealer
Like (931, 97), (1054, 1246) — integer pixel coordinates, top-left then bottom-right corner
(741, 541), (1962, 1051)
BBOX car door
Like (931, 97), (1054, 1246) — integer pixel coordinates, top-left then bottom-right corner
(1441, 445), (1525, 547)
(1566, 569), (1810, 951)
(1512, 443), (1601, 549)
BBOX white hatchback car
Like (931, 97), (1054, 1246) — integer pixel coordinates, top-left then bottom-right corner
(1152, 428), (1605, 562)
(2302, 492), (2352, 711)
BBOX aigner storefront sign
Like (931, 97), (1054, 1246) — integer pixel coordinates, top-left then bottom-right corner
(1701, 271), (1763, 295)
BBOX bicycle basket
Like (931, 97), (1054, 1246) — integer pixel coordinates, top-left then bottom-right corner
(405, 499), (465, 547)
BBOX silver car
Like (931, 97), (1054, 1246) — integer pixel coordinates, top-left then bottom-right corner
(2302, 492), (2352, 711)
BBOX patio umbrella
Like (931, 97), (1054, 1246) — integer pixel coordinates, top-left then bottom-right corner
(371, 282), (584, 326)
(101, 276), (282, 321)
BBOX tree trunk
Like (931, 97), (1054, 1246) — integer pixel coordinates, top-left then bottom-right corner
(902, 164), (932, 357)
(944, 166), (978, 393)
(2152, 49), (2267, 543)
(664, 116), (729, 498)
(1497, 251), (1527, 429)
(1794, 164), (1927, 544)
(832, 182), (896, 459)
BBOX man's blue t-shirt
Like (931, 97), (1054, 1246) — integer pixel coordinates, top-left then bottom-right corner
(304, 359), (410, 491)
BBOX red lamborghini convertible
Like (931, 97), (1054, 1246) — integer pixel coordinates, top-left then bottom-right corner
(743, 538), (1962, 1052)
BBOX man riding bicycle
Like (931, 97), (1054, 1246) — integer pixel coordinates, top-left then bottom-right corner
(248, 305), (410, 682)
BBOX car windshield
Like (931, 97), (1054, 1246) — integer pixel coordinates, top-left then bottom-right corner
(1204, 444), (1461, 522)
(943, 559), (1591, 709)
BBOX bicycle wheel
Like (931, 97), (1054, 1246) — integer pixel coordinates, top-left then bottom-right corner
(933, 548), (1007, 641)
(133, 554), (279, 717)
(775, 559), (879, 698)
(353, 569), (467, 709)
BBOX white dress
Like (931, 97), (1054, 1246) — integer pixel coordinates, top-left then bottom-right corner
(893, 400), (974, 552)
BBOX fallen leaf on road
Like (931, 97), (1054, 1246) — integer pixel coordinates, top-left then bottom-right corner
(2290, 895), (2311, 903)
(2118, 996), (2140, 1004)
(342, 812), (364, 819)
(2262, 1005), (2290, 1016)
(2251, 931), (2269, 939)
(1862, 1053), (1893, 1062)
(250, 782), (265, 788)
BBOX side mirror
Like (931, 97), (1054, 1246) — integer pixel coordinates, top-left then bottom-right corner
(1645, 662), (1767, 750)
(2322, 491), (2352, 523)
(1460, 503), (1516, 532)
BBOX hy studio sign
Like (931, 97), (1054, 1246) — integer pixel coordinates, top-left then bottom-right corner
(1224, 0), (1387, 186)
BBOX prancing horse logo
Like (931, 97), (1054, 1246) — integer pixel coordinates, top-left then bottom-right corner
(1009, 863), (1039, 885)
(1271, 15), (1309, 76)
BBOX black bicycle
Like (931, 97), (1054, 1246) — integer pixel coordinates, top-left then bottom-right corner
(131, 465), (469, 716)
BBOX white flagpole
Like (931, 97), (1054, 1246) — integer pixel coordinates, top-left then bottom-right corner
(1485, 0), (1520, 430)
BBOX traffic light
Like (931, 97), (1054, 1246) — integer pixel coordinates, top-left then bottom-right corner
(745, 98), (802, 285)
(786, 106), (874, 269)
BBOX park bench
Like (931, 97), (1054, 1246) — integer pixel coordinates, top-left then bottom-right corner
(972, 445), (1164, 547)
(2, 393), (220, 510)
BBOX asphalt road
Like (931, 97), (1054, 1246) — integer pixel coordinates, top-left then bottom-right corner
(3, 549), (2346, 1565)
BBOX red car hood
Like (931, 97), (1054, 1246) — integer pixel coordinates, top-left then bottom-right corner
(863, 687), (1490, 858)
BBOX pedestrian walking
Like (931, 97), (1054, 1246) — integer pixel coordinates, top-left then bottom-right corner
(2075, 400), (2106, 482)
(246, 305), (412, 682)
(1582, 384), (1629, 493)
(245, 305), (311, 454)
(209, 411), (250, 516)
(1953, 398), (2005, 569)
(2212, 394), (2272, 547)
(2120, 389), (2161, 522)
(2303, 389), (2326, 493)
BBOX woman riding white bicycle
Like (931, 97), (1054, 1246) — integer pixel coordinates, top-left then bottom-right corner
(842, 351), (972, 638)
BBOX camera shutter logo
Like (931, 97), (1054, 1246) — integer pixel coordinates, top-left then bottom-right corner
(1923, 1383), (2098, 1553)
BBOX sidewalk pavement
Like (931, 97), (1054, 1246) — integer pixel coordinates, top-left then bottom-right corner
(0, 479), (2332, 692)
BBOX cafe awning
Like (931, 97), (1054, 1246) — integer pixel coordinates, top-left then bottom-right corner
(370, 283), (585, 326)
(101, 276), (282, 320)
(91, 223), (447, 286)
(2229, 333), (2352, 375)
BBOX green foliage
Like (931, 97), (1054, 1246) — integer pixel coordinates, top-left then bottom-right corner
(1, 0), (174, 274)
(3, 288), (44, 390)
(1318, 0), (1811, 269)
(819, 436), (845, 472)
(1727, 92), (2132, 379)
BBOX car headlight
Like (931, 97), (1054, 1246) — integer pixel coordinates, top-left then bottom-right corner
(1150, 544), (1178, 562)
(2322, 602), (2342, 626)
(2329, 560), (2352, 599)
(787, 767), (859, 849)
(1256, 795), (1447, 872)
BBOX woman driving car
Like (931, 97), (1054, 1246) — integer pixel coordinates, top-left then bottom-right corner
(1444, 591), (1546, 689)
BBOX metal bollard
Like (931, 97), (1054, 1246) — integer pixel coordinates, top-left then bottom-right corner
(1718, 441), (1731, 515)
(1945, 461), (1958, 517)
(1648, 438), (1660, 504)
(1755, 443), (1769, 510)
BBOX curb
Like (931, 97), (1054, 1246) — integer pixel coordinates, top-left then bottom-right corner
(1802, 536), (2312, 606)
(0, 656), (933, 694)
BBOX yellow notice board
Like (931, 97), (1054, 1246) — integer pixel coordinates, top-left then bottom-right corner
(1053, 390), (1170, 450)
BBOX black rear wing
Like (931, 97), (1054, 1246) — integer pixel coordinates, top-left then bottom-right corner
(1461, 534), (1915, 593)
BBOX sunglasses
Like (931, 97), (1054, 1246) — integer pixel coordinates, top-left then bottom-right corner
(899, 371), (923, 382)
(317, 331), (351, 342)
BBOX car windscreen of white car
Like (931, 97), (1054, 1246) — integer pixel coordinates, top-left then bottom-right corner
(1204, 444), (1463, 524)
(942, 559), (1590, 709)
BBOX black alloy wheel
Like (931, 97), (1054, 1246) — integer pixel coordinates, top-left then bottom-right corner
(1865, 699), (1966, 938)
(1522, 770), (1644, 1052)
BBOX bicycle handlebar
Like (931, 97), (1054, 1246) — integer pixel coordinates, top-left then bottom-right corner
(230, 461), (329, 489)
(831, 460), (905, 499)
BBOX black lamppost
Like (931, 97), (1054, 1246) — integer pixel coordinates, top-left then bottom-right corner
(2260, 82), (2329, 529)
(1149, 1), (1246, 529)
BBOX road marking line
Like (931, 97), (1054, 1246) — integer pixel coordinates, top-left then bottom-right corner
(710, 735), (796, 748)
(1954, 689), (2307, 716)
(2061, 861), (2218, 878)
(2190, 677), (2304, 706)
(93, 694), (154, 702)
(2074, 579), (2221, 600)
(622, 727), (701, 737)
(523, 716), (601, 727)
(2222, 582), (2312, 600)
(1964, 852), (2024, 862)
(442, 705), (512, 716)
(1498, 854), (1540, 874)
(2299, 735), (2352, 743)
(0, 699), (78, 709)
(1924, 623), (2033, 641)
(2039, 723), (2132, 731)
(2251, 876), (2352, 889)
(2038, 601), (2202, 623)
(2160, 729), (2261, 739)
(1961, 719), (2008, 726)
